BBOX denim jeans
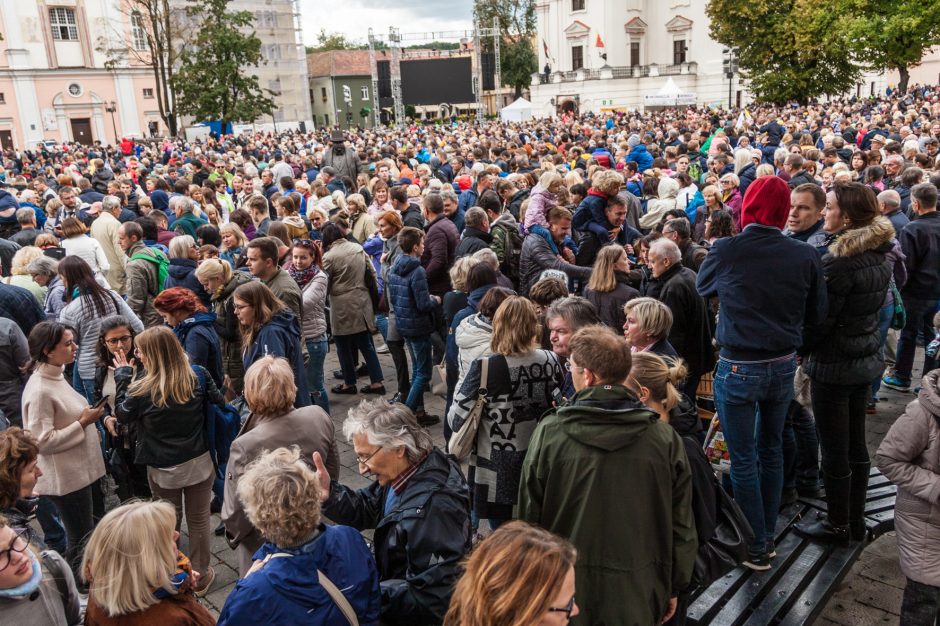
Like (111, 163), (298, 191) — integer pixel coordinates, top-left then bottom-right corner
(334, 331), (384, 386)
(895, 297), (939, 385)
(782, 401), (820, 492)
(36, 496), (67, 554)
(375, 313), (389, 341)
(713, 356), (796, 554)
(871, 301), (894, 398)
(404, 336), (432, 412)
(901, 578), (940, 626)
(305, 339), (330, 413)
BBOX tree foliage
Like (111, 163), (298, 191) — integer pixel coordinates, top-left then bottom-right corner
(837, 0), (940, 92)
(474, 0), (538, 97)
(706, 0), (860, 103)
(306, 29), (361, 53)
(173, 0), (275, 129)
(97, 0), (191, 136)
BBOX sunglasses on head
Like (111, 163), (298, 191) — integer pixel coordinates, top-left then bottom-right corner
(293, 238), (315, 248)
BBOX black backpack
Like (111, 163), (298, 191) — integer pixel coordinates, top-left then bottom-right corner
(499, 224), (524, 286)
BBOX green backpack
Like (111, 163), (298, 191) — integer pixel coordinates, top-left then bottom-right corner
(130, 250), (169, 294)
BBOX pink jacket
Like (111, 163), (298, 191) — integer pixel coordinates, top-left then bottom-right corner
(523, 185), (557, 233)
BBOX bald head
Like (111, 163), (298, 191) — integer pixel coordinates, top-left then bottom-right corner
(877, 189), (901, 215)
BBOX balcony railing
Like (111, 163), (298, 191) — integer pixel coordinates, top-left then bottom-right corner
(534, 61), (698, 84)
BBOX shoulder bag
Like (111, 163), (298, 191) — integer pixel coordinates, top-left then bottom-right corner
(889, 278), (906, 331)
(448, 356), (489, 460)
(692, 475), (755, 586)
(263, 552), (359, 626)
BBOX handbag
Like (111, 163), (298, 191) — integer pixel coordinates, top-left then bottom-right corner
(448, 356), (489, 460)
(889, 279), (906, 331)
(692, 476), (755, 586)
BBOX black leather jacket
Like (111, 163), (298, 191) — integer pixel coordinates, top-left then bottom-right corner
(323, 448), (471, 625)
(114, 365), (223, 468)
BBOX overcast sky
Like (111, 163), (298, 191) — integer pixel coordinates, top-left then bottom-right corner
(299, 0), (475, 46)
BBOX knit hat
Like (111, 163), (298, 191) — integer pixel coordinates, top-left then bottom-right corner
(627, 134), (641, 149)
(456, 175), (473, 191)
(741, 175), (791, 230)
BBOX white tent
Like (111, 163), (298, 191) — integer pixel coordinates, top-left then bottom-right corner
(644, 77), (696, 107)
(500, 97), (534, 122)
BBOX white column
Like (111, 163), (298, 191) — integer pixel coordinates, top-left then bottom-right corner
(92, 105), (107, 144)
(113, 73), (141, 137)
(12, 76), (44, 146)
(56, 107), (70, 142)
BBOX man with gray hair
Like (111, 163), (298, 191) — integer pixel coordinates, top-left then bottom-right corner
(311, 398), (470, 625)
(453, 206), (491, 259)
(90, 194), (127, 291)
(10, 207), (40, 247)
(642, 237), (714, 400)
(171, 194), (207, 238)
(545, 295), (601, 401)
(877, 189), (909, 234)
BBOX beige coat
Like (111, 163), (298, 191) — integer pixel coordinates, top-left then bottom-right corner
(22, 363), (105, 496)
(322, 237), (376, 336)
(876, 368), (940, 587)
(221, 405), (340, 574)
(89, 211), (127, 292)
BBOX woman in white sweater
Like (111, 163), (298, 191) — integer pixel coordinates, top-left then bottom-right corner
(57, 255), (143, 403)
(60, 216), (110, 280)
(22, 321), (106, 575)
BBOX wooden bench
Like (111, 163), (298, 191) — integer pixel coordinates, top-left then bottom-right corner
(687, 469), (897, 625)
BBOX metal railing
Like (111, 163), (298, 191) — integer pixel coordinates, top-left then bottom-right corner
(535, 61), (698, 84)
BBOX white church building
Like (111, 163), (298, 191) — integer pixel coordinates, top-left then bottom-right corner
(530, 0), (742, 116)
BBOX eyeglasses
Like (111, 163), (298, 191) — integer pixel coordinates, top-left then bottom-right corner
(104, 335), (132, 346)
(548, 595), (576, 619)
(233, 303), (252, 312)
(0, 527), (31, 572)
(355, 447), (383, 467)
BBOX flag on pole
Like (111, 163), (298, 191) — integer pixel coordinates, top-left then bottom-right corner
(595, 34), (605, 48)
(543, 38), (554, 62)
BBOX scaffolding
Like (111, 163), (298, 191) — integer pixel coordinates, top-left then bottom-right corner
(365, 21), (500, 129)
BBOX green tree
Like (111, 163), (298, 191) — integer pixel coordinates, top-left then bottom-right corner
(173, 0), (275, 130)
(838, 1), (940, 92)
(305, 29), (361, 53)
(474, 0), (538, 98)
(97, 0), (190, 136)
(706, 0), (861, 103)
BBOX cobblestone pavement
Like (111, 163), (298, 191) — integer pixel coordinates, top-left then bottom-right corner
(175, 337), (915, 622)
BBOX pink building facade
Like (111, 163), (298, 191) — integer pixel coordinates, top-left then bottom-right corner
(0, 1), (160, 150)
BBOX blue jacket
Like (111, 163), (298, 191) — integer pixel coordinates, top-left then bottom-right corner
(572, 192), (613, 241)
(696, 223), (827, 361)
(738, 163), (757, 197)
(165, 258), (211, 306)
(218, 525), (381, 626)
(243, 310), (311, 407)
(173, 311), (224, 388)
(388, 255), (437, 338)
(18, 202), (47, 229)
(627, 144), (653, 172)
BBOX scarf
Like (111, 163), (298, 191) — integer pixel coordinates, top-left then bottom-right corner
(289, 264), (319, 289)
(153, 550), (195, 599)
(0, 550), (42, 599)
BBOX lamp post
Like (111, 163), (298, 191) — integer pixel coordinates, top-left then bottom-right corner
(722, 48), (738, 109)
(104, 101), (118, 146)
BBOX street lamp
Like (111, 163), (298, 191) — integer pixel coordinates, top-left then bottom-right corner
(104, 101), (118, 146)
(722, 48), (738, 109)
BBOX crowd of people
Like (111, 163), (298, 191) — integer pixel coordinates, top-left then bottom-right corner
(1, 82), (940, 625)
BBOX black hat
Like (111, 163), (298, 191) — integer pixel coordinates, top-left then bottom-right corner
(330, 130), (345, 143)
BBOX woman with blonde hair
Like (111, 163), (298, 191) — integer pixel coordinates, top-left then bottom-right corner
(627, 352), (690, 423)
(345, 192), (376, 243)
(218, 447), (380, 625)
(719, 173), (743, 228)
(622, 296), (678, 358)
(113, 326), (225, 596)
(448, 296), (563, 529)
(221, 357), (339, 575)
(4, 245), (47, 305)
(195, 258), (252, 396)
(444, 521), (578, 626)
(82, 500), (215, 625)
(584, 245), (639, 330)
(219, 221), (249, 268)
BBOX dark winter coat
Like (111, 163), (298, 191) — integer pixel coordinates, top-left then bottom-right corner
(243, 310), (310, 408)
(114, 364), (223, 468)
(584, 271), (639, 330)
(454, 227), (492, 259)
(173, 311), (224, 388)
(91, 168), (114, 194)
(643, 263), (715, 376)
(899, 210), (940, 299)
(421, 216), (459, 297)
(787, 170), (817, 189)
(738, 162), (757, 196)
(165, 257), (211, 306)
(803, 216), (893, 385)
(388, 255), (437, 338)
(519, 232), (591, 296)
(322, 448), (471, 625)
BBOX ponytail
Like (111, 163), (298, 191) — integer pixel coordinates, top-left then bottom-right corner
(630, 352), (689, 411)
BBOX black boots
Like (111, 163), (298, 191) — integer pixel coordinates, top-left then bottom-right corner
(848, 462), (871, 542)
(794, 472), (851, 544)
